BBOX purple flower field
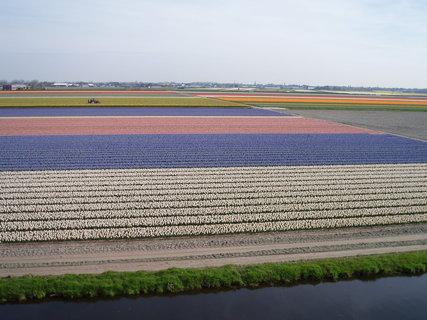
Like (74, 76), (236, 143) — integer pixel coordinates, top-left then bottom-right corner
(1, 133), (426, 171)
(0, 107), (293, 117)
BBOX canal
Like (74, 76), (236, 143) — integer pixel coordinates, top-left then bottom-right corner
(2, 274), (427, 320)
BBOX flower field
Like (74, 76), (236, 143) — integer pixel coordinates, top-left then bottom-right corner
(0, 97), (245, 108)
(0, 107), (274, 117)
(1, 133), (426, 171)
(1, 105), (427, 243)
(1, 164), (426, 242)
(1, 118), (385, 136)
(198, 94), (427, 111)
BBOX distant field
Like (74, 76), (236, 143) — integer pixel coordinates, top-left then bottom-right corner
(201, 95), (427, 111)
(249, 103), (427, 111)
(0, 97), (246, 108)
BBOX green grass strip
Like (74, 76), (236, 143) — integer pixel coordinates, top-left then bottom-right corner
(246, 102), (427, 111)
(249, 102), (427, 107)
(1, 251), (426, 303)
(285, 106), (427, 112)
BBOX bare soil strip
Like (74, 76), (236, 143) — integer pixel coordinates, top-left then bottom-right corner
(1, 224), (426, 277)
(279, 110), (427, 141)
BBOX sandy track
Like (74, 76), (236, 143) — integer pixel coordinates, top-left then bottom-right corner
(1, 224), (426, 277)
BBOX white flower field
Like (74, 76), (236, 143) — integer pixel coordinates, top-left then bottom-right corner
(1, 163), (426, 242)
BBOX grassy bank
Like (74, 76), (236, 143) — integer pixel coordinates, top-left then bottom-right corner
(1, 251), (426, 303)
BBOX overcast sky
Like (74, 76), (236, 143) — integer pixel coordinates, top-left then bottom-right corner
(1, 0), (426, 88)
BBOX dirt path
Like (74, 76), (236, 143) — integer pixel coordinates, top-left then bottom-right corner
(1, 224), (426, 277)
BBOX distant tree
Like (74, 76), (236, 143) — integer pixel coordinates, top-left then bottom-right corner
(29, 80), (45, 90)
(11, 80), (26, 84)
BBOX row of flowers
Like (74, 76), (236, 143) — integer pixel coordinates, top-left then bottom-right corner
(3, 206), (426, 232)
(4, 163), (409, 174)
(2, 163), (423, 180)
(1, 172), (427, 191)
(2, 164), (422, 180)
(6, 161), (424, 172)
(3, 199), (425, 222)
(2, 214), (426, 242)
(2, 192), (425, 214)
(3, 168), (423, 189)
(2, 187), (426, 207)
(3, 176), (423, 194)
(2, 182), (424, 201)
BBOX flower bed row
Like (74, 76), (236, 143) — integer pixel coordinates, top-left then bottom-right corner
(2, 163), (424, 178)
(3, 178), (425, 195)
(3, 199), (425, 223)
(2, 187), (426, 207)
(1, 164), (424, 189)
(2, 165), (423, 182)
(3, 206), (427, 232)
(3, 192), (426, 214)
(2, 214), (426, 242)
(2, 183), (424, 201)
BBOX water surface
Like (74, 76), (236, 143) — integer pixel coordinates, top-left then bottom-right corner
(2, 274), (427, 320)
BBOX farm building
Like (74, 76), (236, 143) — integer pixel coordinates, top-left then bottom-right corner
(52, 82), (70, 87)
(2, 84), (30, 91)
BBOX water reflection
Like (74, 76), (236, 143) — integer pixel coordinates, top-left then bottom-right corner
(2, 274), (427, 320)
